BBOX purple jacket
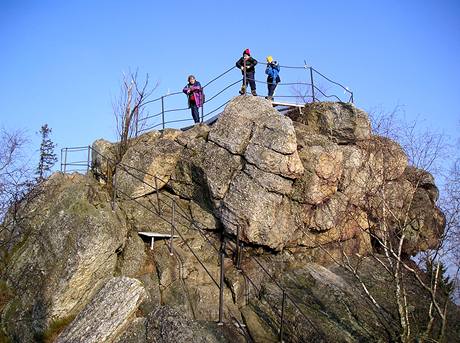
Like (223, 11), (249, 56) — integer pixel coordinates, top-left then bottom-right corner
(183, 81), (204, 107)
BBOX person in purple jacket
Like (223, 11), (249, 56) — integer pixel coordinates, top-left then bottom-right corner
(183, 75), (204, 124)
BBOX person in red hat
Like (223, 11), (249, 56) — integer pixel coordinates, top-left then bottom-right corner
(235, 49), (258, 96)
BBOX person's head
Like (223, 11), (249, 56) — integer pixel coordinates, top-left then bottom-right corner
(243, 48), (250, 60)
(188, 75), (196, 84)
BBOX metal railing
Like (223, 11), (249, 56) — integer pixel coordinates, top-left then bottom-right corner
(57, 61), (354, 340)
(134, 61), (354, 135)
(60, 145), (326, 341)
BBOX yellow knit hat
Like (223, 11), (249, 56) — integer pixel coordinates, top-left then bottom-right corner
(266, 55), (273, 63)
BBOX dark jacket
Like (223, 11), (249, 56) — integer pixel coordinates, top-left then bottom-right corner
(182, 81), (204, 107)
(265, 62), (280, 84)
(236, 56), (258, 74)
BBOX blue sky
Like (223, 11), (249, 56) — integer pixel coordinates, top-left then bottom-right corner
(0, 0), (459, 166)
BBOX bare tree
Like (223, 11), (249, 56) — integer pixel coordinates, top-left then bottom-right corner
(0, 128), (30, 223)
(302, 110), (458, 342)
(113, 70), (156, 164)
(440, 157), (460, 303)
(290, 81), (329, 103)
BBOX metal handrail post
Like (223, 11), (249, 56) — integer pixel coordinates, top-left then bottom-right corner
(106, 154), (109, 181)
(200, 99), (204, 123)
(236, 226), (241, 269)
(60, 148), (63, 172)
(154, 175), (161, 215)
(161, 96), (165, 130)
(279, 290), (286, 342)
(310, 67), (315, 102)
(218, 237), (227, 325)
(63, 148), (68, 173)
(86, 146), (91, 173)
(169, 201), (175, 255)
(111, 172), (117, 211)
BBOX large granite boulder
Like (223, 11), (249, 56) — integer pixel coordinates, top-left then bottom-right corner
(209, 97), (303, 250)
(287, 102), (371, 143)
(220, 171), (295, 250)
(208, 96), (273, 154)
(2, 173), (128, 342)
(357, 136), (408, 181)
(56, 277), (147, 343)
(291, 125), (343, 205)
(116, 132), (183, 198)
(91, 138), (117, 181)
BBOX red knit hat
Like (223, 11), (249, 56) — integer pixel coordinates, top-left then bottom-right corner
(243, 48), (250, 56)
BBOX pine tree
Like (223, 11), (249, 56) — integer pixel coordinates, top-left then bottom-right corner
(425, 258), (455, 299)
(36, 124), (57, 182)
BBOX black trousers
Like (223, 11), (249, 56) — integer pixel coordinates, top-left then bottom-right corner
(190, 102), (200, 123)
(243, 71), (256, 91)
(267, 82), (277, 97)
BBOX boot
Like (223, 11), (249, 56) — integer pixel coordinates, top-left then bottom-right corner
(239, 85), (246, 95)
(251, 90), (257, 96)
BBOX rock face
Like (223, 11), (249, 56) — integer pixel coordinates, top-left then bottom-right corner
(209, 97), (304, 249)
(56, 277), (147, 343)
(1, 173), (128, 342)
(287, 101), (371, 143)
(1, 97), (454, 343)
(116, 131), (182, 198)
(145, 306), (225, 343)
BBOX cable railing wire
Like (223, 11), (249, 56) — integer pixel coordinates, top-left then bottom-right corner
(60, 59), (356, 336)
(202, 66), (236, 88)
(132, 61), (353, 134)
(62, 145), (326, 339)
(203, 79), (242, 103)
(80, 146), (223, 290)
(115, 187), (220, 288)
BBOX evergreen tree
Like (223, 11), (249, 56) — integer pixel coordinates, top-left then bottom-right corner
(36, 124), (57, 182)
(425, 258), (455, 299)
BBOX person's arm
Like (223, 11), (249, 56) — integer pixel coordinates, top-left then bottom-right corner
(250, 57), (258, 68)
(266, 65), (273, 77)
(183, 85), (190, 94)
(190, 82), (202, 92)
(236, 58), (243, 69)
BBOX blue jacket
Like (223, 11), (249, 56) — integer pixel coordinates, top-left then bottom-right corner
(265, 62), (280, 84)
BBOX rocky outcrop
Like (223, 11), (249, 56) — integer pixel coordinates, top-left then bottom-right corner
(1, 96), (453, 342)
(1, 173), (128, 342)
(117, 131), (182, 198)
(287, 101), (371, 143)
(211, 97), (304, 249)
(145, 306), (225, 343)
(56, 277), (146, 343)
(89, 98), (443, 257)
(92, 138), (117, 180)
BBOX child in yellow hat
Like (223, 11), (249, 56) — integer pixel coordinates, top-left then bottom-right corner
(265, 56), (280, 101)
